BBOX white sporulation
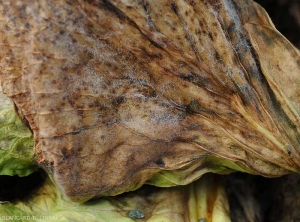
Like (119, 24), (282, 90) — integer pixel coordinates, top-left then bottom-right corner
(119, 96), (182, 141)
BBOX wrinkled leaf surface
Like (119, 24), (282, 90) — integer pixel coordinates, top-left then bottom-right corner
(0, 0), (299, 201)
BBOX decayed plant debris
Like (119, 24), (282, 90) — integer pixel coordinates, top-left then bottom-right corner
(0, 0), (299, 202)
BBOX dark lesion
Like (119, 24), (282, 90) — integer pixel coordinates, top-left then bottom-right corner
(112, 96), (126, 107)
(170, 2), (202, 62)
(155, 158), (165, 167)
(170, 2), (179, 15)
(141, 0), (156, 31)
(61, 147), (74, 159)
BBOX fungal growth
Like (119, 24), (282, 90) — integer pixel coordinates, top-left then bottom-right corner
(0, 0), (299, 201)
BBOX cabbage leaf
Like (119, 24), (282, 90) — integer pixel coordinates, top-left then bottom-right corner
(0, 174), (230, 222)
(0, 89), (36, 176)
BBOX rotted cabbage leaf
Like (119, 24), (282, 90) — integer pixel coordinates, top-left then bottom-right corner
(0, 0), (299, 202)
(0, 88), (36, 176)
(0, 174), (230, 222)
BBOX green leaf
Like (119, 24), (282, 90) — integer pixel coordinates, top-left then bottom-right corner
(0, 174), (230, 222)
(0, 91), (37, 176)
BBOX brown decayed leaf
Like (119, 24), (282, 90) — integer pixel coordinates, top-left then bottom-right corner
(0, 0), (299, 201)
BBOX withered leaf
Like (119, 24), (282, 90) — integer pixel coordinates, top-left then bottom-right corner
(0, 0), (299, 201)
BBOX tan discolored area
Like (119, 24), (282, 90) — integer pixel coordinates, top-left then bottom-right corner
(0, 0), (299, 201)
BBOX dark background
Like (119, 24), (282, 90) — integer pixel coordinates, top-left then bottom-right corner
(255, 0), (300, 49)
